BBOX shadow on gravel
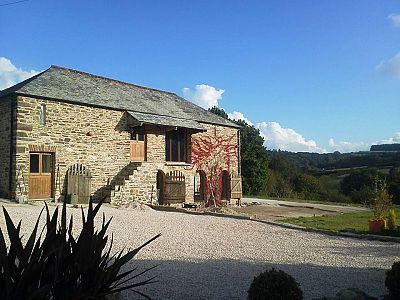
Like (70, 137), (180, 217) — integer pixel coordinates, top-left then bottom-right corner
(124, 259), (388, 300)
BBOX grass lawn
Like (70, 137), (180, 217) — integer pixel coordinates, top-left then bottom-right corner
(244, 195), (365, 207)
(282, 207), (400, 236)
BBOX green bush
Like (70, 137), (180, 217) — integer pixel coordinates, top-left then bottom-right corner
(0, 199), (160, 300)
(372, 179), (392, 220)
(387, 209), (397, 230)
(325, 192), (352, 203)
(386, 261), (400, 299)
(248, 268), (303, 300)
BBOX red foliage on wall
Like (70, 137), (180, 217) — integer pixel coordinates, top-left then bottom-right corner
(191, 134), (238, 205)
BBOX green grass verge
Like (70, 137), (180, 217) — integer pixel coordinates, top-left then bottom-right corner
(243, 195), (364, 207)
(282, 207), (400, 236)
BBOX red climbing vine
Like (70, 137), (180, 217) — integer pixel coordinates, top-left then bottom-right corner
(191, 134), (238, 206)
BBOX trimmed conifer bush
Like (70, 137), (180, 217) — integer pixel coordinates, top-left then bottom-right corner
(248, 268), (303, 300)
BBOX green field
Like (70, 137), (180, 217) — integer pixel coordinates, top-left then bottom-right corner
(282, 207), (400, 236)
(244, 194), (364, 207)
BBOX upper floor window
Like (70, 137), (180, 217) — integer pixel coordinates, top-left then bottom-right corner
(130, 126), (145, 141)
(166, 129), (187, 162)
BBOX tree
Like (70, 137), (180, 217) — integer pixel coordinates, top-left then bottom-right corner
(269, 153), (298, 180)
(293, 174), (325, 200)
(340, 169), (382, 204)
(237, 120), (269, 195)
(388, 166), (400, 204)
(208, 106), (229, 119)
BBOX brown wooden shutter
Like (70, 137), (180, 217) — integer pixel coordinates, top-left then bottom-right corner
(230, 176), (242, 199)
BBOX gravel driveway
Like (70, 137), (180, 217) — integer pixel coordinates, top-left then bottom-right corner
(0, 203), (399, 300)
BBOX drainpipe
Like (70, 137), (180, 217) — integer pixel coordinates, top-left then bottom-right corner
(237, 129), (241, 176)
(8, 96), (16, 200)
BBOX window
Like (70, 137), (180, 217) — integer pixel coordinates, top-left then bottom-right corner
(30, 154), (40, 173)
(166, 129), (187, 162)
(130, 127), (145, 141)
(29, 153), (53, 174)
(39, 104), (46, 125)
(42, 154), (53, 173)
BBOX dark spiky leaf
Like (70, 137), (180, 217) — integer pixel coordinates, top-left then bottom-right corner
(0, 198), (160, 300)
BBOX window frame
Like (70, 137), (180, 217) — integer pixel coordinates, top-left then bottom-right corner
(165, 129), (187, 162)
(130, 126), (145, 141)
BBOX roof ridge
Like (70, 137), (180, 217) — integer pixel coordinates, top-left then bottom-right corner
(50, 65), (177, 96)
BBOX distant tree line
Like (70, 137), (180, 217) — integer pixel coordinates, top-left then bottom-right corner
(370, 144), (400, 152)
(209, 107), (400, 204)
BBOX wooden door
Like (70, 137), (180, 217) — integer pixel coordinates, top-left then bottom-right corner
(194, 170), (206, 202)
(230, 176), (242, 199)
(130, 127), (146, 161)
(29, 153), (53, 199)
(67, 164), (91, 204)
(164, 171), (186, 204)
(221, 170), (230, 200)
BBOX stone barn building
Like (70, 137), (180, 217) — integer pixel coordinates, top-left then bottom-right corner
(0, 66), (242, 206)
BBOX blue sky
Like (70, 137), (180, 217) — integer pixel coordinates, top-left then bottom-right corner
(1, 0), (399, 153)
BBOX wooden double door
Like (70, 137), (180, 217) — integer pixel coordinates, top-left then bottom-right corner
(29, 153), (54, 199)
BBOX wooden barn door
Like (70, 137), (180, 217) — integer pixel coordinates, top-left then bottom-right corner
(29, 153), (54, 199)
(130, 127), (146, 161)
(164, 170), (186, 204)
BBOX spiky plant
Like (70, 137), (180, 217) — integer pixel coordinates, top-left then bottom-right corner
(0, 199), (160, 300)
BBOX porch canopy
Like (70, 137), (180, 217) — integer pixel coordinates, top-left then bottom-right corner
(126, 110), (205, 132)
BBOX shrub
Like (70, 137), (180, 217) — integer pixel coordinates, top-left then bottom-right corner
(248, 268), (303, 300)
(0, 199), (160, 300)
(325, 192), (352, 204)
(386, 261), (400, 299)
(387, 209), (397, 230)
(372, 179), (392, 220)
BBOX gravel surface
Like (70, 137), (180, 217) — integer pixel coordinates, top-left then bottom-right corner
(0, 203), (399, 300)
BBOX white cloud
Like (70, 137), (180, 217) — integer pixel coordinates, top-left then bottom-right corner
(328, 138), (370, 153)
(375, 52), (400, 79)
(377, 132), (400, 144)
(388, 13), (400, 27)
(257, 121), (326, 153)
(0, 57), (39, 90)
(227, 111), (253, 126)
(182, 84), (225, 109)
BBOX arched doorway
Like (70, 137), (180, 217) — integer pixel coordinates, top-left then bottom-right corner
(156, 170), (165, 205)
(194, 170), (206, 202)
(221, 170), (230, 200)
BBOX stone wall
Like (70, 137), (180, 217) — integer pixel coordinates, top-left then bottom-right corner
(0, 96), (13, 198)
(14, 96), (131, 201)
(13, 96), (240, 204)
(191, 123), (239, 201)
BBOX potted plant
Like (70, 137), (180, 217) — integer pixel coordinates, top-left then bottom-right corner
(368, 179), (392, 233)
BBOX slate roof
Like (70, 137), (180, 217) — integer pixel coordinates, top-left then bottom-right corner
(127, 111), (205, 131)
(0, 66), (239, 129)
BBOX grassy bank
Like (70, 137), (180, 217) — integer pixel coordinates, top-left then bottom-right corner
(282, 207), (400, 236)
(244, 195), (364, 207)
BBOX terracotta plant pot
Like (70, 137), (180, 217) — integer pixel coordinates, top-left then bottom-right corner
(368, 219), (386, 233)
